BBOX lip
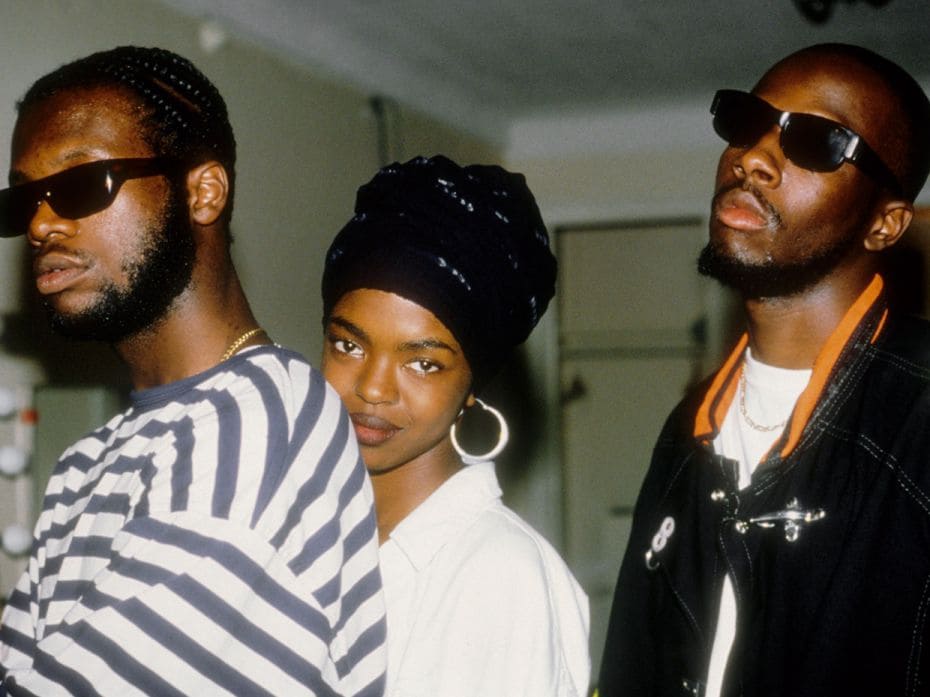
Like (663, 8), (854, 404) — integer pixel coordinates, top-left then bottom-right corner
(350, 412), (401, 447)
(714, 188), (773, 231)
(33, 252), (88, 296)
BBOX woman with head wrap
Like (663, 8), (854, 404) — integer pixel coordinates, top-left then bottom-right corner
(321, 155), (590, 696)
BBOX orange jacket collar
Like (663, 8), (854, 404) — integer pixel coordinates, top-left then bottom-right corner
(694, 274), (887, 459)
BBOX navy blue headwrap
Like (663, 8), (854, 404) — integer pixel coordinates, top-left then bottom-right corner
(322, 155), (556, 391)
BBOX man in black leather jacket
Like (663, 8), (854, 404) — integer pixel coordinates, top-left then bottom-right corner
(598, 43), (930, 697)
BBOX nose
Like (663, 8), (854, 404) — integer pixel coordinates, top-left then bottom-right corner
(731, 125), (784, 190)
(354, 358), (398, 405)
(27, 200), (79, 247)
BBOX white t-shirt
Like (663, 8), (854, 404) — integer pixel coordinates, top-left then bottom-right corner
(378, 460), (591, 697)
(706, 349), (811, 697)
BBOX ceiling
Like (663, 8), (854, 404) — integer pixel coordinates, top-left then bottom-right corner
(158, 0), (930, 144)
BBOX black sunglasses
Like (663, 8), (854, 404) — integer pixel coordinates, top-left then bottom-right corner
(0, 157), (182, 238)
(711, 89), (902, 195)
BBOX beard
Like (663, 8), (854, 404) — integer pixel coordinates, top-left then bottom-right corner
(44, 186), (196, 343)
(696, 233), (861, 300)
(698, 183), (863, 299)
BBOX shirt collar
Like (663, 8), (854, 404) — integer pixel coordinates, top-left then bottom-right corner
(387, 461), (502, 571)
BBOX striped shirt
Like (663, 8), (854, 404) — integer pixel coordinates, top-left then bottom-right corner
(0, 345), (386, 696)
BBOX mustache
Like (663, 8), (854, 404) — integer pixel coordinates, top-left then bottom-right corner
(33, 240), (89, 261)
(713, 181), (784, 230)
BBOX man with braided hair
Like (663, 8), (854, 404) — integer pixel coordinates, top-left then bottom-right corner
(0, 46), (386, 696)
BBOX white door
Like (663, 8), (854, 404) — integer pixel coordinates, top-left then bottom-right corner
(558, 219), (709, 678)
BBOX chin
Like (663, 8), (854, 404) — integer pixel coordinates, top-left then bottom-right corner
(365, 460), (406, 476)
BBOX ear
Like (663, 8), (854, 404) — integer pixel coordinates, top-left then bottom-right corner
(186, 161), (229, 226)
(465, 393), (477, 409)
(864, 199), (914, 252)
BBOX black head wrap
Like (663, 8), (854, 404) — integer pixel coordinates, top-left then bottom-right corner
(322, 155), (556, 391)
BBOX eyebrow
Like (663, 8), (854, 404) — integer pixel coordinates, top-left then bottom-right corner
(327, 316), (458, 354)
(8, 167), (33, 186)
(8, 149), (103, 186)
(397, 337), (458, 354)
(327, 317), (369, 343)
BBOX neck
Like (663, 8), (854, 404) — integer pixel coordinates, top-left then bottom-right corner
(115, 261), (265, 390)
(743, 270), (875, 369)
(369, 440), (463, 544)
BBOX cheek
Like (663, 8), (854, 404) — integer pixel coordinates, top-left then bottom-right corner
(785, 164), (866, 210)
(108, 177), (174, 235)
(781, 183), (823, 238)
(320, 357), (356, 403)
(89, 185), (170, 274)
(406, 378), (469, 431)
(784, 174), (870, 242)
(76, 217), (137, 282)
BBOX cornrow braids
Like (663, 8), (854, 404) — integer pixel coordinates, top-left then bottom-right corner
(18, 46), (237, 227)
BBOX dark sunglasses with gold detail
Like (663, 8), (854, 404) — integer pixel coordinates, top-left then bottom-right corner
(711, 89), (903, 196)
(0, 157), (183, 238)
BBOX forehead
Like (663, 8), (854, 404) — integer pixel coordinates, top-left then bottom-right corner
(332, 289), (461, 348)
(11, 85), (153, 174)
(753, 55), (897, 151)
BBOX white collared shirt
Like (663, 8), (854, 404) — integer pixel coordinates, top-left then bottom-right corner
(378, 461), (590, 697)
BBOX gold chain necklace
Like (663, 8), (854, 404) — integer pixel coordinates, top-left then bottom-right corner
(738, 371), (787, 433)
(221, 328), (265, 362)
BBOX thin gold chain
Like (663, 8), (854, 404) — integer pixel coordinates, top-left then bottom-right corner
(221, 328), (265, 362)
(738, 371), (787, 433)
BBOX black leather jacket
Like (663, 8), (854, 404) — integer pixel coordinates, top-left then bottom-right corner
(599, 278), (930, 696)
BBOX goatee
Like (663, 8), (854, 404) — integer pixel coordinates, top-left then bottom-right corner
(697, 232), (861, 299)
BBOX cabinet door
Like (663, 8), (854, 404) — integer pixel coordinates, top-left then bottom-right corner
(558, 220), (706, 676)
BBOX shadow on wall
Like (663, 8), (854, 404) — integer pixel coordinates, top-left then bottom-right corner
(454, 346), (545, 498)
(884, 237), (928, 318)
(2, 243), (130, 395)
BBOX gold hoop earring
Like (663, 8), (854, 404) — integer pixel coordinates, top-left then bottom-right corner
(450, 398), (509, 463)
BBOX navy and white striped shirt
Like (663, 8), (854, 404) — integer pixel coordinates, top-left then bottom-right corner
(0, 345), (386, 696)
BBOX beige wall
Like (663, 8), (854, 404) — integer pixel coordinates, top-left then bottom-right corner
(389, 100), (502, 166)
